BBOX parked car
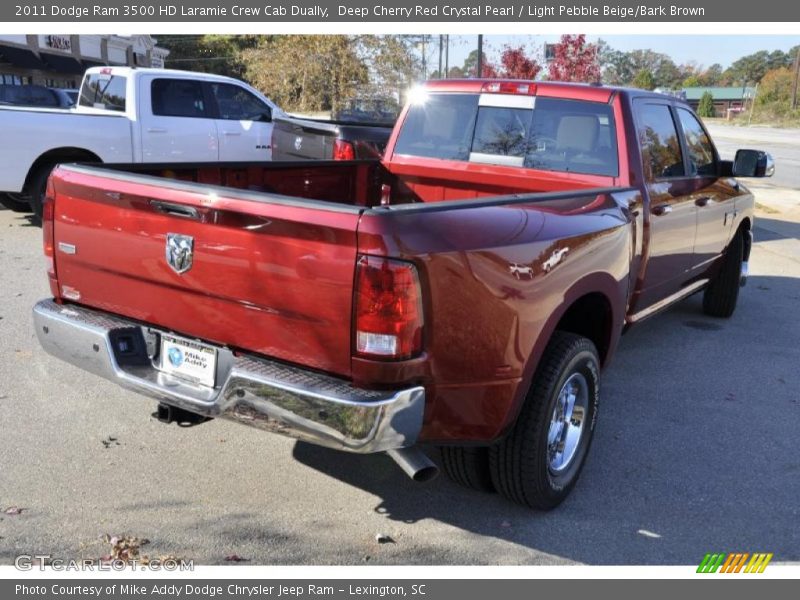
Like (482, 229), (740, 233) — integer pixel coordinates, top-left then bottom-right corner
(0, 66), (280, 216)
(33, 79), (773, 509)
(272, 96), (398, 162)
(51, 88), (78, 106)
(0, 84), (72, 108)
(271, 113), (394, 161)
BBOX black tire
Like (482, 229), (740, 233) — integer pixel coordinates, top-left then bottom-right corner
(490, 331), (599, 510)
(440, 446), (495, 492)
(702, 230), (744, 318)
(0, 193), (31, 213)
(28, 162), (59, 221)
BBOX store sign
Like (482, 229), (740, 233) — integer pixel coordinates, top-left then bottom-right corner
(46, 35), (71, 51)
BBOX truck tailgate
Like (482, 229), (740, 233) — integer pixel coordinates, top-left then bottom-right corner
(272, 116), (335, 160)
(49, 166), (361, 378)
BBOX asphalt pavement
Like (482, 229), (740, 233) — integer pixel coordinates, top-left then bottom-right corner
(706, 121), (800, 190)
(0, 126), (798, 566)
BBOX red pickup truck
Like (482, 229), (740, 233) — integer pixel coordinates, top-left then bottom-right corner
(33, 80), (773, 509)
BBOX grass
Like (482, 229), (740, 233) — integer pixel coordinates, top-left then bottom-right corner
(755, 202), (781, 214)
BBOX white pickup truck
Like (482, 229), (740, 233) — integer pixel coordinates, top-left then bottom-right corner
(0, 66), (280, 217)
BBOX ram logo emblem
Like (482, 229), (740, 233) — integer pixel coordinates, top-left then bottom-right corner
(166, 233), (194, 274)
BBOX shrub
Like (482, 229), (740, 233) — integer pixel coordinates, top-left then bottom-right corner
(697, 91), (715, 118)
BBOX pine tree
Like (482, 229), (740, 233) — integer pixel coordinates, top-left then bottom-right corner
(698, 91), (715, 118)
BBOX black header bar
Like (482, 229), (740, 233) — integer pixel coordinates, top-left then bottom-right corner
(5, 1), (800, 22)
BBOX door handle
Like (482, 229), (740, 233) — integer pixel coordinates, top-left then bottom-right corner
(150, 200), (199, 220)
(695, 196), (711, 207)
(147, 127), (167, 133)
(223, 131), (242, 136)
(652, 203), (673, 216)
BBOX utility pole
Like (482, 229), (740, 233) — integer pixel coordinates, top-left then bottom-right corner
(748, 83), (759, 126)
(438, 35), (443, 79)
(421, 35), (427, 80)
(791, 47), (800, 111)
(445, 35), (449, 78)
(477, 34), (483, 78)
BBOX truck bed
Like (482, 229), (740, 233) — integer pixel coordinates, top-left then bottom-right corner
(94, 158), (607, 207)
(47, 160), (637, 409)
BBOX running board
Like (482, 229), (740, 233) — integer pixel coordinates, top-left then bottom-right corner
(626, 279), (709, 325)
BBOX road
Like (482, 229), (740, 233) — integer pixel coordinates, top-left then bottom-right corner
(706, 122), (800, 190)
(1, 138), (799, 565)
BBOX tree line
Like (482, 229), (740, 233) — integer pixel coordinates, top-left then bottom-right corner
(156, 34), (800, 122)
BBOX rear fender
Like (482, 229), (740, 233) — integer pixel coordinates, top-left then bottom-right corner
(498, 271), (626, 439)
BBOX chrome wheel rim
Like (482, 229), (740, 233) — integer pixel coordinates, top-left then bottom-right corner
(547, 372), (589, 474)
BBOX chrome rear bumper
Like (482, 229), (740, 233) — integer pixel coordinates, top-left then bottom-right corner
(33, 299), (424, 453)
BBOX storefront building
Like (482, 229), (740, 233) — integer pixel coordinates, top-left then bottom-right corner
(0, 35), (169, 89)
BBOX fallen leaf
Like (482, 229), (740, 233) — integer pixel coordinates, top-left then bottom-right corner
(5, 507), (24, 515)
(375, 533), (394, 544)
(224, 554), (249, 562)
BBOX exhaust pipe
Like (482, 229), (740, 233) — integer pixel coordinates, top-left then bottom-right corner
(154, 403), (210, 427)
(387, 447), (439, 482)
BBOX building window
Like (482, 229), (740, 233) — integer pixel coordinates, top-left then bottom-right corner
(1, 74), (27, 85)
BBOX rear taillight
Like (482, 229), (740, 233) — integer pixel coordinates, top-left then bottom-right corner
(333, 139), (355, 161)
(354, 255), (424, 360)
(42, 174), (59, 298)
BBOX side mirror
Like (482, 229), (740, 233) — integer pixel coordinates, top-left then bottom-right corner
(733, 149), (774, 178)
(259, 106), (272, 123)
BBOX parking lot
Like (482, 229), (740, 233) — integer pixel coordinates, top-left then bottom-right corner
(0, 124), (798, 566)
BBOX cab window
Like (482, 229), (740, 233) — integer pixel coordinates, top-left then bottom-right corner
(677, 108), (717, 176)
(637, 103), (685, 180)
(210, 83), (271, 121)
(80, 73), (127, 112)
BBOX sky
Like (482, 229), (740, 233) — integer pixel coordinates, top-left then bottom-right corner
(437, 35), (800, 71)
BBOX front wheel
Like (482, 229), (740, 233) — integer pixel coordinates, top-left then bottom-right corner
(490, 331), (600, 510)
(702, 230), (744, 318)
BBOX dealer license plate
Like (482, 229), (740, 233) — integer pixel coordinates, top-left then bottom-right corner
(159, 334), (217, 387)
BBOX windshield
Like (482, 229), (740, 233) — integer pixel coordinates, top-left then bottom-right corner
(393, 93), (619, 177)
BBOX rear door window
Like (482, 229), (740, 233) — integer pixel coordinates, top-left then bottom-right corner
(151, 78), (208, 118)
(79, 73), (127, 112)
(636, 103), (685, 180)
